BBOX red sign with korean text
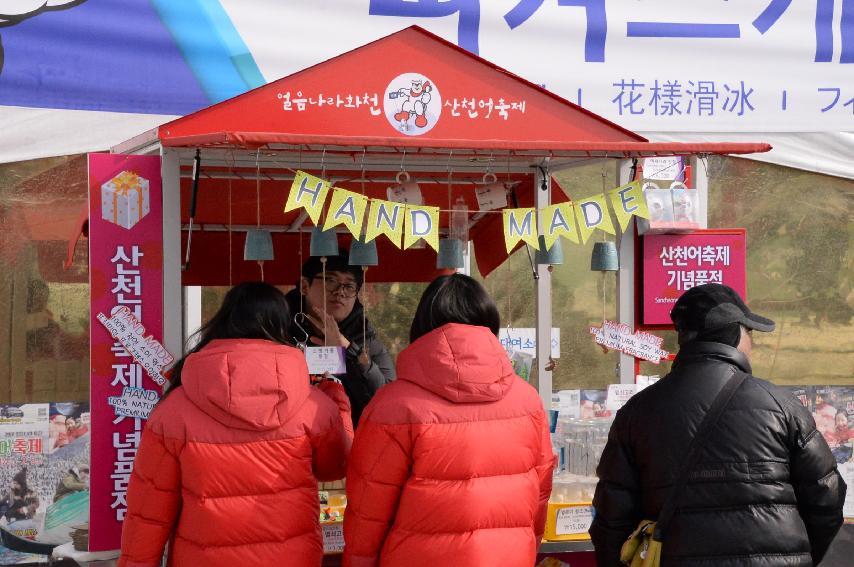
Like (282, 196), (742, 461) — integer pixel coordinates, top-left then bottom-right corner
(88, 154), (163, 551)
(642, 230), (746, 326)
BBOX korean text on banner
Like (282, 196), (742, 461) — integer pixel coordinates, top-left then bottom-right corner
(642, 231), (746, 326)
(608, 181), (649, 231)
(284, 170), (330, 225)
(88, 153), (164, 552)
(503, 208), (539, 253)
(403, 204), (439, 251)
(323, 188), (368, 237)
(365, 199), (404, 248)
(574, 194), (616, 244)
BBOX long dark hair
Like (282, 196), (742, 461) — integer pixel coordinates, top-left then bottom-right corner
(166, 282), (291, 391)
(409, 274), (500, 343)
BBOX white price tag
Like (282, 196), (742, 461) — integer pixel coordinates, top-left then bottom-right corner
(305, 346), (347, 375)
(558, 390), (581, 418)
(475, 182), (508, 211)
(606, 383), (639, 411)
(555, 506), (594, 535)
(386, 181), (423, 205)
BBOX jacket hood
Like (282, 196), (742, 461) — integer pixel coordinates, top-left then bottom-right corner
(397, 323), (515, 403)
(180, 339), (311, 431)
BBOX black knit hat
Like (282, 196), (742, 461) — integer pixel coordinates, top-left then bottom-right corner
(300, 253), (364, 288)
(670, 283), (775, 333)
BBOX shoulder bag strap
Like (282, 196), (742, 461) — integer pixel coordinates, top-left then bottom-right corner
(653, 370), (749, 541)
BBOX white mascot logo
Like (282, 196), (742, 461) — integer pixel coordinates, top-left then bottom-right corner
(383, 73), (442, 136)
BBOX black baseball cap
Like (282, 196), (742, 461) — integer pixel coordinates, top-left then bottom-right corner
(670, 283), (775, 333)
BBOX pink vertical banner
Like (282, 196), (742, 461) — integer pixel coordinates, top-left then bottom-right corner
(88, 154), (164, 551)
(642, 230), (746, 326)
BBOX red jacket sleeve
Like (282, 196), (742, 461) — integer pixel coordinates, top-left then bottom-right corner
(342, 416), (413, 567)
(533, 409), (555, 542)
(117, 414), (182, 567)
(309, 387), (352, 482)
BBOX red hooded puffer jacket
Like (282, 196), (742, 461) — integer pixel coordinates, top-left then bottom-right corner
(118, 339), (352, 567)
(343, 324), (554, 567)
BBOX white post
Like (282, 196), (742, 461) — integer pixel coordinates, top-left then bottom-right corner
(616, 159), (636, 385)
(182, 286), (202, 351)
(690, 156), (709, 228)
(161, 148), (183, 361)
(534, 165), (552, 409)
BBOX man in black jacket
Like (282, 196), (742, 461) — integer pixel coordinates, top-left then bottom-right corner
(286, 253), (396, 428)
(590, 283), (845, 566)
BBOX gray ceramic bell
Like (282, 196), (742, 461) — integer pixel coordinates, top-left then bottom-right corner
(349, 238), (379, 266)
(437, 238), (465, 269)
(535, 235), (564, 265)
(244, 229), (274, 261)
(310, 227), (339, 257)
(591, 241), (619, 271)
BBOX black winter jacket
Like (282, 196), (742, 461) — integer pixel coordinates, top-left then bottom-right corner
(589, 341), (845, 566)
(285, 289), (395, 428)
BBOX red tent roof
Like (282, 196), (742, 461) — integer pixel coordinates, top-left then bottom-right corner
(106, 26), (771, 284)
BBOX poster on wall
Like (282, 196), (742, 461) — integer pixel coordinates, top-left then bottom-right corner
(88, 154), (164, 551)
(0, 403), (90, 565)
(642, 230), (746, 326)
(789, 386), (854, 519)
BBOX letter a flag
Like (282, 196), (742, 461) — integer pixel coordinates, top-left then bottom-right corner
(323, 188), (368, 237)
(365, 199), (404, 249)
(403, 205), (440, 251)
(503, 208), (540, 253)
(284, 170), (330, 225)
(608, 181), (649, 231)
(542, 202), (578, 248)
(575, 194), (615, 244)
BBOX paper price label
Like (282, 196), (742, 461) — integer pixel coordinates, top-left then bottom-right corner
(475, 182), (508, 211)
(305, 346), (347, 375)
(555, 506), (594, 535)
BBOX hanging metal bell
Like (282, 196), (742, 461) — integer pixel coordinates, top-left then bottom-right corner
(244, 229), (274, 261)
(436, 238), (465, 269)
(591, 241), (619, 271)
(535, 235), (564, 265)
(349, 238), (379, 266)
(310, 227), (339, 257)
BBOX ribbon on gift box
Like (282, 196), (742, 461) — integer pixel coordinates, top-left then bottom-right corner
(109, 172), (145, 224)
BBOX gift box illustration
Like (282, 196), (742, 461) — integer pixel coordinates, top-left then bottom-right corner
(101, 171), (150, 229)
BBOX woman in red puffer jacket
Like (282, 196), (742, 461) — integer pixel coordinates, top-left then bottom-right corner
(118, 282), (352, 567)
(343, 274), (555, 567)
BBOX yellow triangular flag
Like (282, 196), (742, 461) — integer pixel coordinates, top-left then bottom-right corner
(364, 199), (404, 248)
(323, 188), (368, 237)
(608, 181), (650, 231)
(502, 208), (540, 253)
(575, 194), (616, 244)
(542, 202), (579, 248)
(284, 170), (330, 225)
(403, 205), (439, 251)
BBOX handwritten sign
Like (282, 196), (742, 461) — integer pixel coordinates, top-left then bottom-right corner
(555, 505), (594, 535)
(589, 320), (670, 364)
(499, 327), (560, 358)
(107, 386), (160, 420)
(97, 306), (173, 385)
(305, 346), (347, 375)
(606, 383), (639, 411)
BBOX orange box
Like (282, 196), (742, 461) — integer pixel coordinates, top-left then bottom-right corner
(543, 501), (593, 541)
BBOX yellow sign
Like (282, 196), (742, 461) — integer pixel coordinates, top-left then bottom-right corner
(608, 181), (650, 231)
(364, 199), (404, 248)
(542, 202), (579, 248)
(403, 205), (440, 251)
(284, 170), (330, 225)
(503, 208), (540, 253)
(575, 194), (616, 244)
(323, 188), (368, 237)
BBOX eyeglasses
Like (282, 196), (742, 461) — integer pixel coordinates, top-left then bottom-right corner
(317, 277), (358, 298)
